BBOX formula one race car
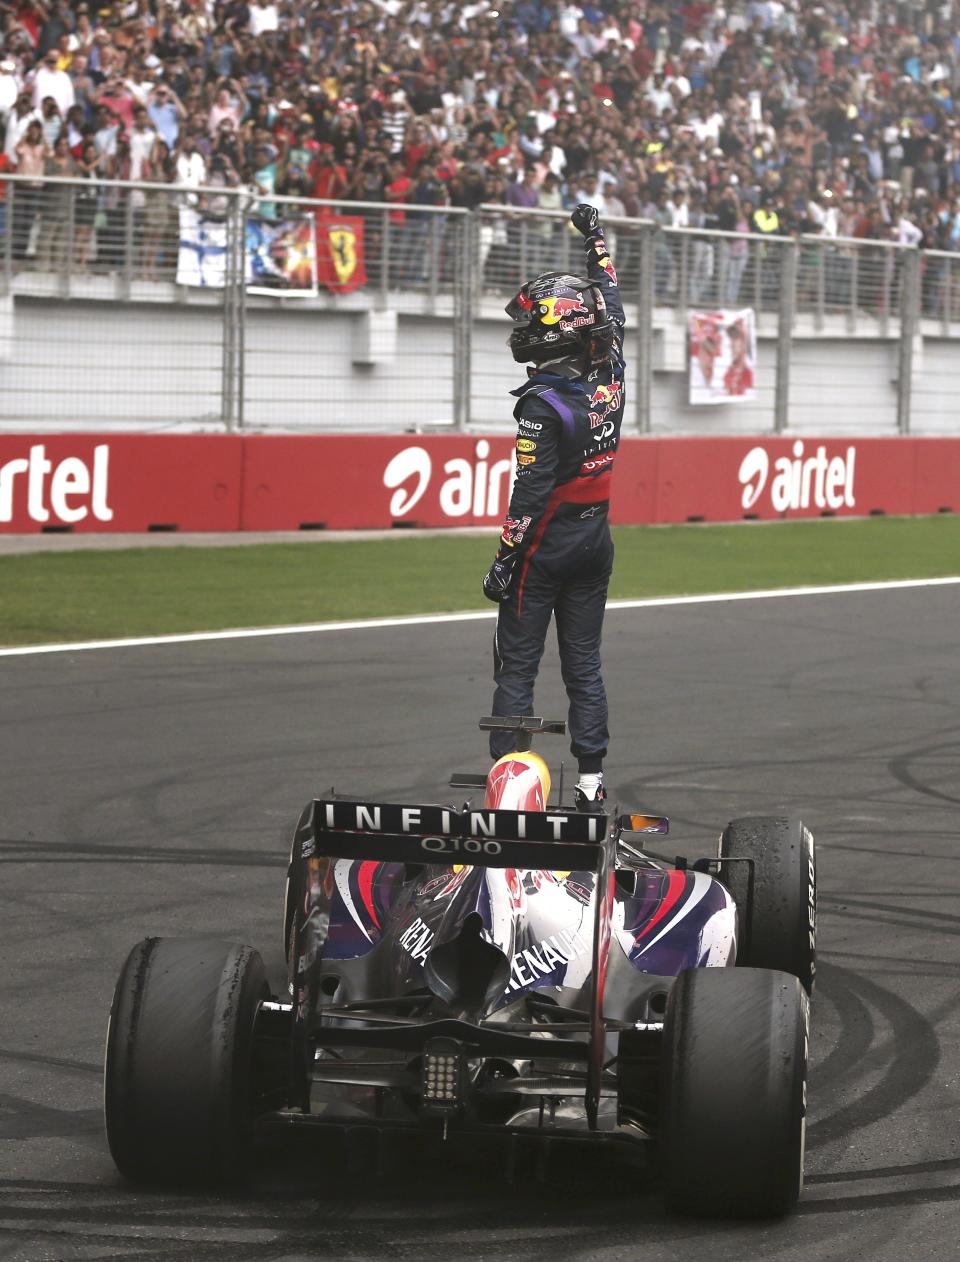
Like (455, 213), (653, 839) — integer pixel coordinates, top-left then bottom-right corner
(103, 717), (816, 1217)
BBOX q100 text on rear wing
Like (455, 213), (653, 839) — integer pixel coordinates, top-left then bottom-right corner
(303, 799), (610, 872)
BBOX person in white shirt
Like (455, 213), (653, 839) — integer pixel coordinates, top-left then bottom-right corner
(0, 60), (22, 120)
(668, 188), (689, 228)
(665, 71), (691, 99)
(573, 173), (607, 216)
(808, 189), (839, 238)
(646, 73), (672, 115)
(896, 215), (922, 247)
(4, 92), (40, 163)
(174, 133), (206, 206)
(30, 50), (75, 115)
(248, 0), (279, 37)
(558, 4), (582, 37)
(128, 103), (156, 219)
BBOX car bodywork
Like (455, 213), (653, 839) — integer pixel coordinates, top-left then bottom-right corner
(271, 781), (738, 1150)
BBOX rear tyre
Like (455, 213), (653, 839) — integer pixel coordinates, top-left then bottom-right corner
(719, 815), (816, 993)
(659, 967), (809, 1218)
(104, 937), (269, 1185)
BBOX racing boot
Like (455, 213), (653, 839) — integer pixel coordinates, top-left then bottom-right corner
(574, 773), (607, 814)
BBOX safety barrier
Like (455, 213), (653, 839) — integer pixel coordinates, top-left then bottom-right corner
(1, 433), (957, 533)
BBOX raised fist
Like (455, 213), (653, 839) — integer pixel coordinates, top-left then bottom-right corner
(571, 203), (601, 238)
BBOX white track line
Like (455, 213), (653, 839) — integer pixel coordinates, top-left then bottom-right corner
(1, 576), (958, 659)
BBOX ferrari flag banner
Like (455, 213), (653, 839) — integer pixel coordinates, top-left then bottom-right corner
(316, 215), (367, 293)
(246, 215), (317, 295)
(688, 308), (757, 405)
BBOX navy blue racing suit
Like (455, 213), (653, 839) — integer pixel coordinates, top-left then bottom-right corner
(489, 231), (626, 769)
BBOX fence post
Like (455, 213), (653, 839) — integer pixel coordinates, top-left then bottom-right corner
(635, 223), (654, 434)
(453, 212), (475, 431)
(122, 188), (134, 299)
(774, 238), (797, 435)
(220, 195), (244, 431)
(235, 198), (246, 429)
(880, 248), (891, 339)
(63, 185), (75, 300)
(941, 255), (950, 335)
(848, 247), (858, 333)
(220, 226), (234, 430)
(678, 233), (689, 313)
(380, 207), (390, 308)
(897, 248), (919, 435)
(428, 213), (438, 308)
(451, 214), (464, 430)
(3, 182), (12, 295)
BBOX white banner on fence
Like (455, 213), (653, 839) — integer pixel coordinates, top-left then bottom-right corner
(688, 308), (757, 405)
(176, 208), (228, 288)
(176, 208), (317, 294)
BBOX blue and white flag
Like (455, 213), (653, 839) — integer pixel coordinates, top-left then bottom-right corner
(176, 208), (228, 288)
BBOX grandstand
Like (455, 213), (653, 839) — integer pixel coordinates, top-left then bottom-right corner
(0, 0), (958, 436)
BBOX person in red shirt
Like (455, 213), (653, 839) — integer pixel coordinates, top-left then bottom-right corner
(403, 121), (431, 177)
(96, 76), (136, 136)
(310, 143), (347, 204)
(384, 156), (412, 282)
(384, 157), (411, 223)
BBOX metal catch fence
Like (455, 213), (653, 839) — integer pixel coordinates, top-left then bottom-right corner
(0, 174), (951, 436)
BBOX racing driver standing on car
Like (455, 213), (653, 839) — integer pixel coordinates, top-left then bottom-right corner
(482, 204), (625, 812)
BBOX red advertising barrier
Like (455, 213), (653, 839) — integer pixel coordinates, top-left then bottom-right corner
(0, 433), (957, 533)
(648, 436), (917, 522)
(0, 434), (243, 532)
(241, 435), (518, 530)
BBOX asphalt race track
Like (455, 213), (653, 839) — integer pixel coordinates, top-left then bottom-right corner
(2, 584), (959, 1261)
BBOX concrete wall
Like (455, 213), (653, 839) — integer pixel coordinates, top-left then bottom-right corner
(0, 291), (956, 436)
(911, 337), (960, 435)
(788, 338), (899, 435)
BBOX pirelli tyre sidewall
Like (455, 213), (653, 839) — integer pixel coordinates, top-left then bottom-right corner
(103, 936), (269, 1185)
(659, 966), (809, 1218)
(719, 815), (816, 994)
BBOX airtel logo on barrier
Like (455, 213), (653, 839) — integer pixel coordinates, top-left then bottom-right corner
(0, 443), (113, 523)
(738, 441), (856, 513)
(383, 440), (515, 519)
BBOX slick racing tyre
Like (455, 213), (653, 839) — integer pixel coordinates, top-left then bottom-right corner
(659, 967), (809, 1218)
(719, 815), (816, 993)
(104, 937), (269, 1185)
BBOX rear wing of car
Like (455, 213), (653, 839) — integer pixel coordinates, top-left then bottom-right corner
(304, 798), (611, 872)
(296, 796), (667, 1131)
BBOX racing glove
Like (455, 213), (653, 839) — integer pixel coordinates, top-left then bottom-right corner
(482, 549), (519, 603)
(571, 203), (602, 239)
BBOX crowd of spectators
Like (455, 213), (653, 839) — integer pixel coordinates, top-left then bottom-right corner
(1, 0), (959, 294)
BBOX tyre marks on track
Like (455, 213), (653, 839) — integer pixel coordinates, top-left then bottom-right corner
(801, 958), (960, 1217)
(887, 737), (960, 808)
(807, 963), (941, 1150)
(0, 837), (280, 869)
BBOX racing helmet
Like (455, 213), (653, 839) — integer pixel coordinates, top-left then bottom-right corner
(506, 272), (615, 366)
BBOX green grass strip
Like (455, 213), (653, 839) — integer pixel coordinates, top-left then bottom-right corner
(1, 516), (958, 648)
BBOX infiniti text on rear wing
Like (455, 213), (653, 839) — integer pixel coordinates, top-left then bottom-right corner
(305, 799), (609, 871)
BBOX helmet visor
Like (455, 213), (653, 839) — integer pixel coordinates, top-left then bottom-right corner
(505, 285), (535, 322)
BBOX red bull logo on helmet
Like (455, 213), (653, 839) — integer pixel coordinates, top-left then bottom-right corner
(538, 294), (588, 325)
